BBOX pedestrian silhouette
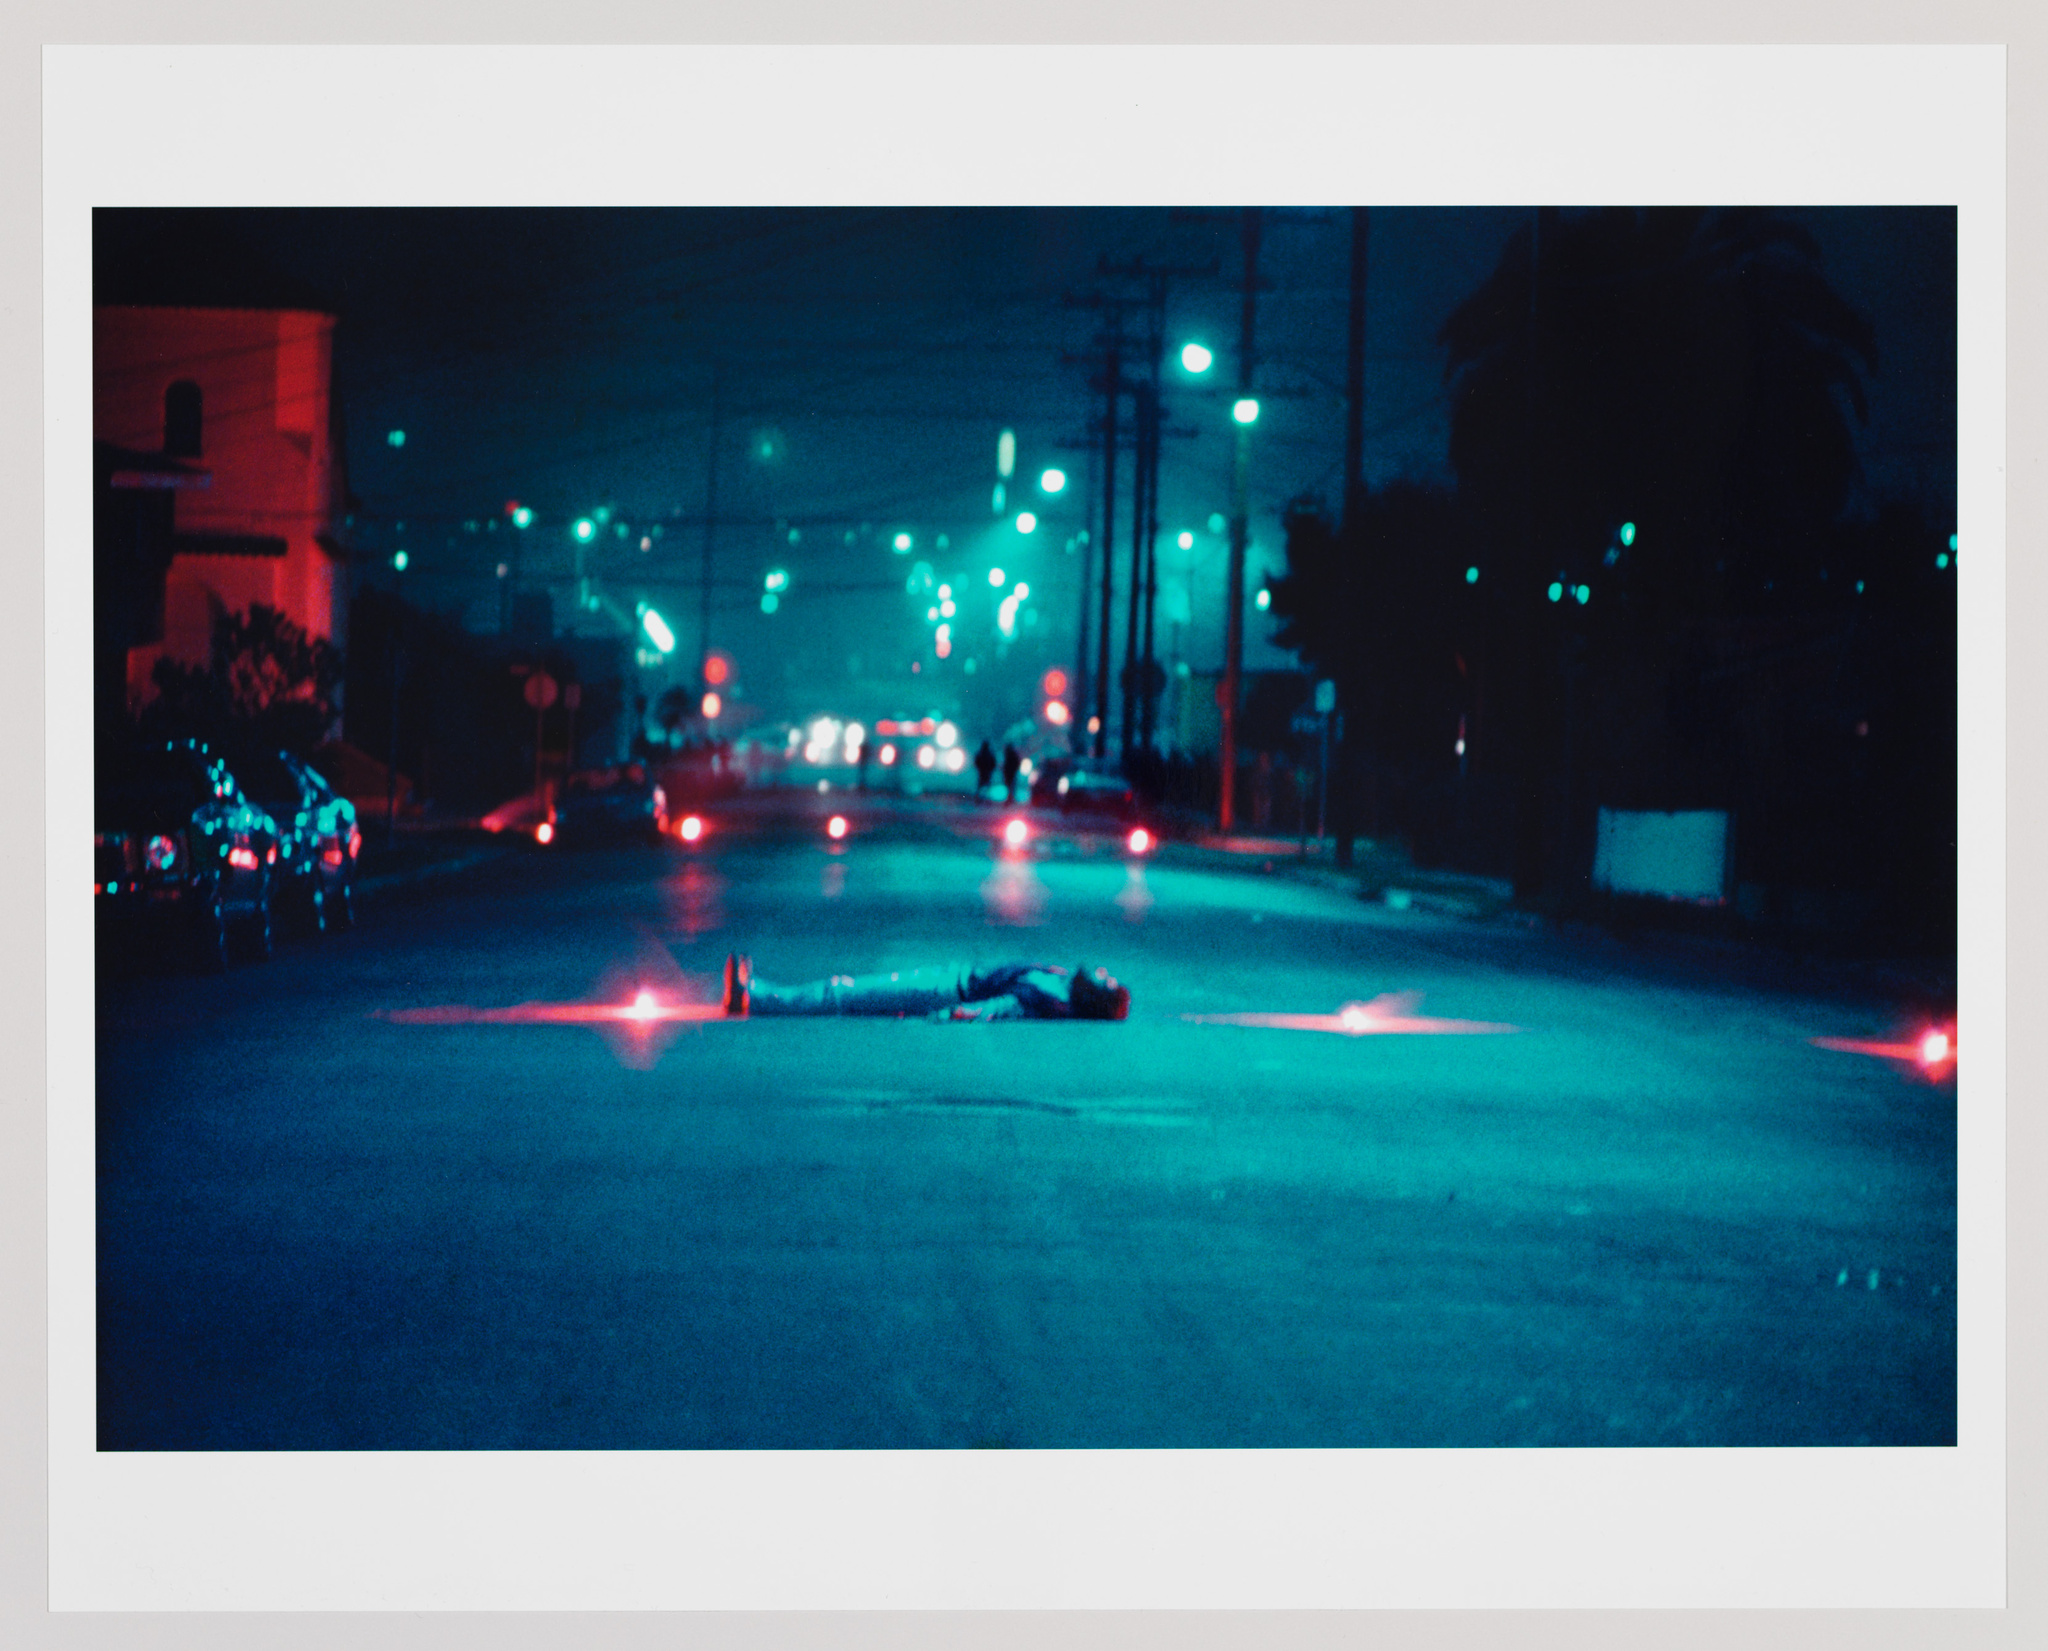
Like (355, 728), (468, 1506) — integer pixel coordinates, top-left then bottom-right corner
(973, 739), (997, 800)
(1001, 742), (1022, 803)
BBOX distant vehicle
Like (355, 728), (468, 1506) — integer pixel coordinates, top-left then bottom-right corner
(222, 744), (361, 931)
(95, 739), (281, 969)
(553, 763), (670, 845)
(1029, 759), (1140, 820)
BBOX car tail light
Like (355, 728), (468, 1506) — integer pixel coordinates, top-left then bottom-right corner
(347, 825), (362, 859)
(827, 815), (849, 840)
(679, 815), (705, 843)
(535, 821), (555, 845)
(1003, 818), (1029, 849)
(227, 844), (259, 872)
(1127, 827), (1152, 854)
(144, 833), (180, 873)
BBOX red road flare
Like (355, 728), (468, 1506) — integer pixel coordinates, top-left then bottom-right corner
(1812, 1035), (1956, 1066)
(380, 1002), (728, 1025)
(1181, 1011), (1519, 1035)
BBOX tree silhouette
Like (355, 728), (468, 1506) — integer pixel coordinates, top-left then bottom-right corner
(139, 603), (343, 754)
(1441, 207), (1876, 625)
(1436, 208), (1878, 897)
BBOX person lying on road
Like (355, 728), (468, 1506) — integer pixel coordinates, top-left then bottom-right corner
(721, 954), (1129, 1021)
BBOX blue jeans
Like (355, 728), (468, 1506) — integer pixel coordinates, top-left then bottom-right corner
(748, 962), (1070, 1018)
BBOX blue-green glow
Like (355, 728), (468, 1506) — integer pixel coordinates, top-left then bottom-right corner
(392, 550), (408, 572)
(1547, 582), (1564, 602)
(573, 518), (596, 542)
(760, 593), (780, 614)
(1619, 521), (1636, 547)
(1465, 566), (1479, 584)
(1181, 343), (1213, 373)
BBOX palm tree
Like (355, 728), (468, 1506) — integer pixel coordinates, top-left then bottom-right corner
(1441, 207), (1876, 623)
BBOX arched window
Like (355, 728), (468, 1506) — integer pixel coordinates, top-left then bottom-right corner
(164, 380), (202, 457)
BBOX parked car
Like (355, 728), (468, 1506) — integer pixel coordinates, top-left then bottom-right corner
(95, 739), (281, 969)
(1028, 759), (1140, 820)
(552, 763), (669, 845)
(222, 743), (361, 932)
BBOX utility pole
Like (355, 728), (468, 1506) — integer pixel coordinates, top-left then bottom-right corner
(1343, 207), (1369, 524)
(1337, 205), (1370, 865)
(1121, 376), (1151, 760)
(1138, 370), (1163, 751)
(1072, 441), (1097, 756)
(1218, 208), (1262, 832)
(1094, 256), (1216, 762)
(1096, 328), (1121, 759)
(699, 361), (722, 695)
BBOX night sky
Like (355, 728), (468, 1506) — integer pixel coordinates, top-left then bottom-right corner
(95, 205), (1956, 724)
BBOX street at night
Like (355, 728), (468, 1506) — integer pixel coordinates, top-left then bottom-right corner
(95, 797), (1955, 1450)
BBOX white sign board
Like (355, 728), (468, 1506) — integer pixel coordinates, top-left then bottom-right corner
(1590, 808), (1731, 903)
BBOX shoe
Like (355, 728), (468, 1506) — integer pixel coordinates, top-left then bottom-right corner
(722, 953), (752, 1017)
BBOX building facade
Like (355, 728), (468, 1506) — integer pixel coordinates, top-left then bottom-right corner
(94, 304), (347, 709)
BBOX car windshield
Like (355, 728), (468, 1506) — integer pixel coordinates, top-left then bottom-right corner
(229, 750), (301, 808)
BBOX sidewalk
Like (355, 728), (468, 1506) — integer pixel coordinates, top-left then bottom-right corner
(1183, 828), (1515, 920)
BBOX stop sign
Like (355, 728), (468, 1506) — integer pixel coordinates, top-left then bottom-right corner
(523, 671), (559, 710)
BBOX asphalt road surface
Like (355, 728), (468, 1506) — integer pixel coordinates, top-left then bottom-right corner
(95, 794), (1957, 1449)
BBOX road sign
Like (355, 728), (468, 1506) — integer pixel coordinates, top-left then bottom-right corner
(524, 672), (559, 711)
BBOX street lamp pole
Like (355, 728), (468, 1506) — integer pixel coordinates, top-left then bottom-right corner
(1218, 208), (1262, 832)
(700, 361), (722, 696)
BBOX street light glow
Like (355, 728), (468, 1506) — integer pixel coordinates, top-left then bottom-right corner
(641, 608), (676, 652)
(1620, 521), (1637, 547)
(1255, 587), (1271, 610)
(997, 429), (1016, 478)
(511, 506), (533, 529)
(765, 568), (789, 591)
(701, 692), (722, 720)
(1181, 343), (1214, 373)
(1040, 468), (1066, 493)
(574, 518), (596, 542)
(989, 567), (1006, 587)
(392, 550), (408, 572)
(1178, 530), (1195, 550)
(894, 532), (913, 552)
(1232, 398), (1260, 425)
(1016, 511), (1038, 534)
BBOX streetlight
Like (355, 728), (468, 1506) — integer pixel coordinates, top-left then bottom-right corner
(573, 518), (596, 542)
(1232, 398), (1260, 425)
(1015, 512), (1038, 534)
(1181, 343), (1213, 374)
(1040, 468), (1066, 494)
